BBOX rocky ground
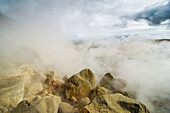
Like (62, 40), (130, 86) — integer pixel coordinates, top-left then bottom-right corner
(0, 67), (150, 113)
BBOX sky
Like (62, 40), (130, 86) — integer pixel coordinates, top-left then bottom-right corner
(0, 0), (170, 40)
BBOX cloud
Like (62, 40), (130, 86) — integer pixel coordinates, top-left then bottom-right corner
(135, 1), (170, 25)
(0, 0), (169, 40)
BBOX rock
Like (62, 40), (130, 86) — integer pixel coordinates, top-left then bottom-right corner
(100, 73), (127, 91)
(52, 80), (65, 95)
(71, 96), (78, 103)
(11, 100), (31, 113)
(26, 95), (41, 102)
(79, 97), (91, 107)
(71, 107), (79, 113)
(12, 95), (61, 113)
(65, 69), (97, 100)
(20, 65), (45, 98)
(58, 102), (73, 113)
(45, 71), (55, 84)
(81, 93), (150, 113)
(89, 87), (112, 100)
(62, 75), (68, 82)
(44, 70), (65, 95)
(113, 90), (134, 99)
(0, 105), (8, 113)
(0, 76), (24, 111)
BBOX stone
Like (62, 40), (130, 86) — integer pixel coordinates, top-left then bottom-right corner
(62, 75), (68, 82)
(65, 69), (97, 100)
(45, 71), (55, 84)
(0, 105), (8, 113)
(79, 97), (91, 107)
(19, 66), (45, 98)
(89, 87), (112, 100)
(12, 95), (61, 113)
(81, 93), (150, 113)
(0, 76), (24, 111)
(58, 102), (73, 113)
(52, 80), (65, 95)
(71, 96), (78, 103)
(100, 73), (127, 91)
(113, 90), (134, 99)
(71, 107), (79, 113)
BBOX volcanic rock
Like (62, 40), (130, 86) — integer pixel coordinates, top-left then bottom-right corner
(100, 73), (127, 91)
(12, 95), (61, 113)
(20, 66), (45, 98)
(89, 87), (112, 100)
(81, 93), (150, 113)
(0, 76), (24, 111)
(65, 69), (97, 100)
(58, 102), (73, 113)
(78, 97), (91, 107)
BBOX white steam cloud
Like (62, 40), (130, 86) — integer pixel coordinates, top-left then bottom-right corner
(0, 0), (170, 113)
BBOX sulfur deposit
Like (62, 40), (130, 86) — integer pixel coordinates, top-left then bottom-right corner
(0, 68), (150, 113)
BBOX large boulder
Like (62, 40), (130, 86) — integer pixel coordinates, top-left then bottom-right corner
(65, 69), (97, 100)
(81, 93), (150, 113)
(0, 76), (24, 111)
(100, 73), (127, 91)
(11, 95), (61, 113)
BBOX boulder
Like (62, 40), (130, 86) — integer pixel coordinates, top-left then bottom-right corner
(12, 95), (61, 113)
(65, 69), (97, 100)
(0, 76), (24, 111)
(58, 102), (73, 113)
(71, 107), (79, 113)
(89, 87), (112, 100)
(19, 66), (45, 98)
(100, 73), (127, 91)
(78, 97), (91, 107)
(81, 93), (150, 113)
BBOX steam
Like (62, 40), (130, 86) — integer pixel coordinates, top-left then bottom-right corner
(75, 40), (170, 112)
(0, 0), (170, 112)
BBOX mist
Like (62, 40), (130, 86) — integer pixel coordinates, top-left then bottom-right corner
(0, 0), (170, 112)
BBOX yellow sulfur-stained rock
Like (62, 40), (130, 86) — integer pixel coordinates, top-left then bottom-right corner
(11, 95), (61, 113)
(65, 69), (97, 101)
(81, 93), (150, 113)
(89, 87), (112, 100)
(0, 76), (24, 112)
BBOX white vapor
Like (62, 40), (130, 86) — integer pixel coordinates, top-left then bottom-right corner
(0, 0), (170, 113)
